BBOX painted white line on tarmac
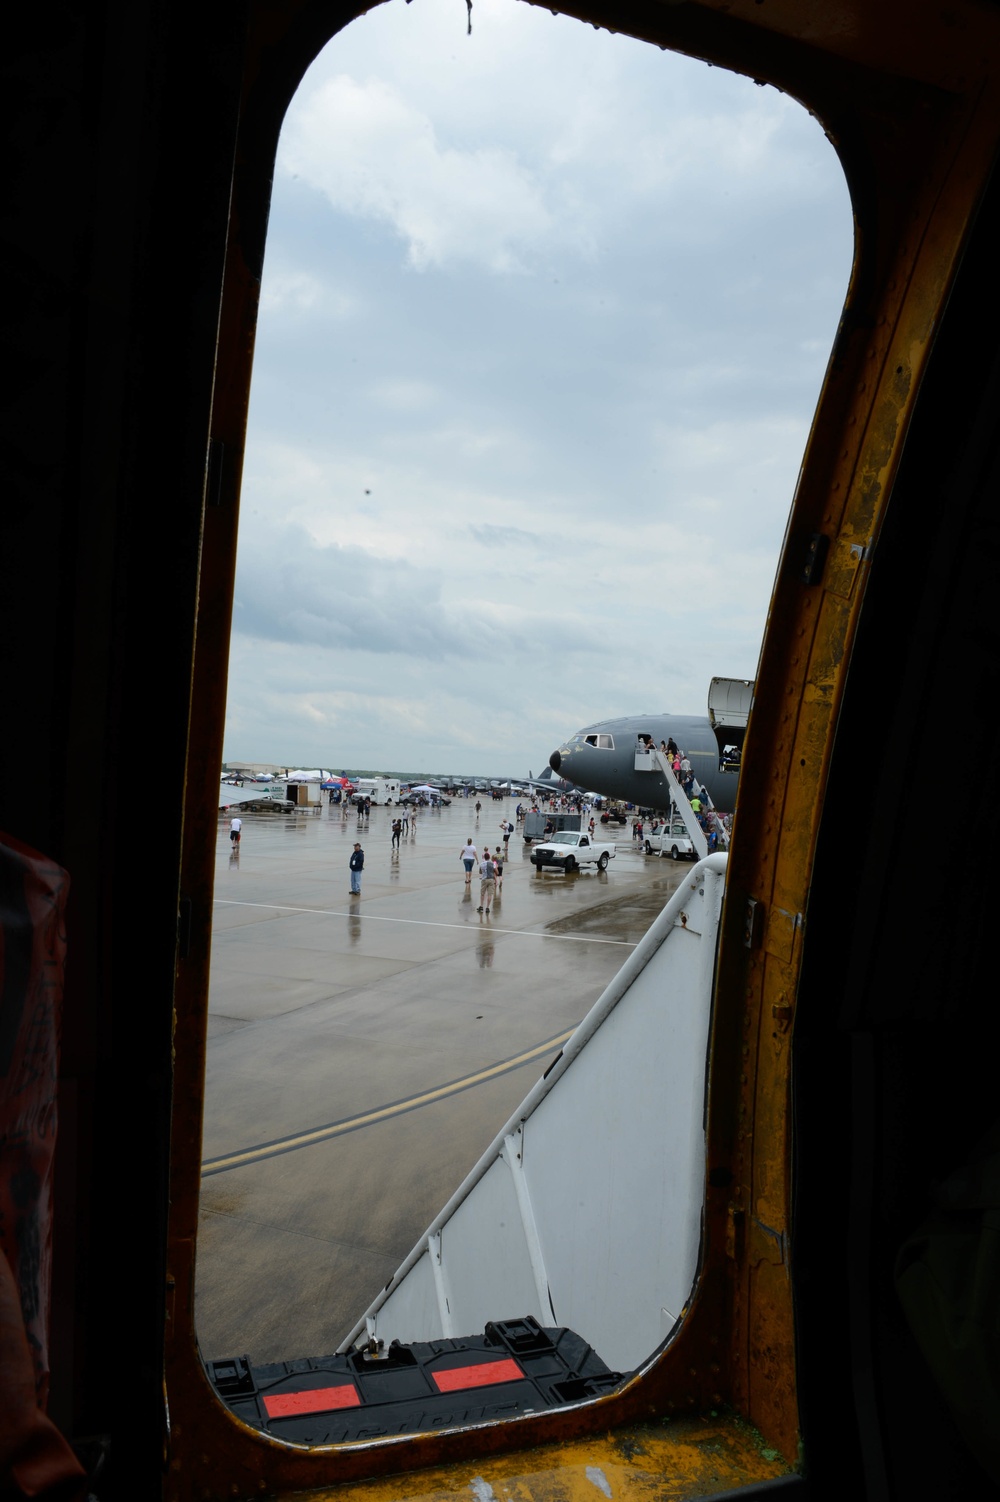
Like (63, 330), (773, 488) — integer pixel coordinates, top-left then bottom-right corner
(214, 899), (636, 946)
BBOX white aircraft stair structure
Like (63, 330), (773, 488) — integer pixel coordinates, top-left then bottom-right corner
(341, 853), (728, 1375)
(633, 744), (709, 856)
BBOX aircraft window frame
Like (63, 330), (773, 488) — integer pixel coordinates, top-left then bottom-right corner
(172, 8), (831, 1471)
(159, 0), (996, 1492)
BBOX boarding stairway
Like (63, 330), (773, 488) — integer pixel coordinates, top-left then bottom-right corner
(633, 746), (728, 857)
(341, 855), (727, 1374)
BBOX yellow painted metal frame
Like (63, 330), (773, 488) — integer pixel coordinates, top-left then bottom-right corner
(163, 1), (1000, 1496)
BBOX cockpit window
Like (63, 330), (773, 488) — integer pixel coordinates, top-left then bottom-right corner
(585, 734), (615, 749)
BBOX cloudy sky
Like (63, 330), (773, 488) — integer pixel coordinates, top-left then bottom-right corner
(223, 0), (853, 775)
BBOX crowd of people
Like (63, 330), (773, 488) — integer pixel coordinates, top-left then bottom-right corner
(457, 839), (507, 914)
(635, 736), (732, 849)
(231, 759), (734, 901)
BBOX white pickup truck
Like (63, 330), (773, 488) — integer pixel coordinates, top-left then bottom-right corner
(530, 830), (617, 872)
(643, 816), (697, 861)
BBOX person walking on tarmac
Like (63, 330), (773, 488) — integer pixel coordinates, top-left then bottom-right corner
(478, 849), (496, 915)
(349, 842), (364, 896)
(460, 838), (479, 886)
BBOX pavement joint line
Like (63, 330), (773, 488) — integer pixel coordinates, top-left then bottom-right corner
(214, 899), (637, 945)
(201, 1028), (576, 1176)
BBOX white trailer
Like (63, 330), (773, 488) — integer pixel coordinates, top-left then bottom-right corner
(354, 777), (401, 806)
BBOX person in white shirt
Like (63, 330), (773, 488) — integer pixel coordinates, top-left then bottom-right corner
(460, 839), (479, 886)
(229, 816), (242, 846)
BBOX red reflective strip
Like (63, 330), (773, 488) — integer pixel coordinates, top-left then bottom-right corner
(263, 1384), (361, 1417)
(431, 1358), (524, 1393)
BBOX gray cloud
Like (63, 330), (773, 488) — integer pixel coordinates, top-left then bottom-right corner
(468, 523), (544, 549)
(234, 526), (478, 657)
(232, 523), (613, 667)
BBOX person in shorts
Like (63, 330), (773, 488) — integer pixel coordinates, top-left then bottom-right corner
(229, 816), (242, 845)
(478, 849), (496, 914)
(460, 838), (478, 885)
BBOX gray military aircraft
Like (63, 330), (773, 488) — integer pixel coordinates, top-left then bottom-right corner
(548, 677), (752, 814)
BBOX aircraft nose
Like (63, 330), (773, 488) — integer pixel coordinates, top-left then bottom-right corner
(549, 750), (562, 772)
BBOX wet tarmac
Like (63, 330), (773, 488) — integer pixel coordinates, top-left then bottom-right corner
(196, 799), (692, 1364)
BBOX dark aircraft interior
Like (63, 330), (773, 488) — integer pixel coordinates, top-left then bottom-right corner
(1, 2), (998, 1499)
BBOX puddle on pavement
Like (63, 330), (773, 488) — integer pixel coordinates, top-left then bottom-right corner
(545, 866), (690, 944)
